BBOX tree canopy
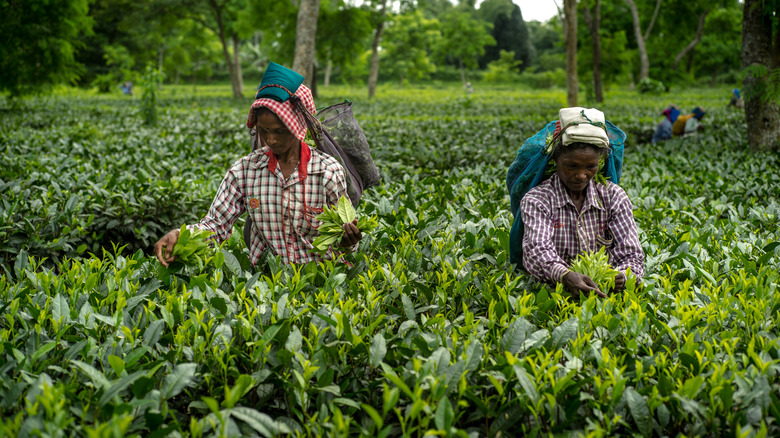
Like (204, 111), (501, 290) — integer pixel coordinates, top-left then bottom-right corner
(1, 0), (93, 97)
(0, 0), (749, 99)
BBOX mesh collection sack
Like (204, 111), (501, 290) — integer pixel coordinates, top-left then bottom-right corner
(250, 99), (379, 206)
(305, 100), (380, 206)
(506, 119), (626, 270)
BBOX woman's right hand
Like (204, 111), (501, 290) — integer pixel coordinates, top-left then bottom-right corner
(154, 229), (181, 267)
(562, 271), (607, 299)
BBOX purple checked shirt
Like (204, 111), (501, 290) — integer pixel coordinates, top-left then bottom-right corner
(193, 144), (351, 265)
(520, 174), (645, 283)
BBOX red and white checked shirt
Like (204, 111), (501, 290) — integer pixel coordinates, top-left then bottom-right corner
(520, 174), (645, 283)
(193, 142), (351, 265)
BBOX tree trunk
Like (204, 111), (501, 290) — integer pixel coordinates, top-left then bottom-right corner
(742, 0), (780, 151)
(624, 0), (649, 81)
(324, 57), (332, 87)
(685, 50), (694, 74)
(368, 0), (388, 99)
(564, 0), (578, 107)
(232, 36), (243, 95)
(311, 62), (318, 98)
(158, 44), (165, 74)
(458, 57), (466, 87)
(293, 0), (321, 87)
(583, 0), (603, 103)
(209, 0), (242, 98)
(643, 0), (662, 42)
(673, 8), (710, 69)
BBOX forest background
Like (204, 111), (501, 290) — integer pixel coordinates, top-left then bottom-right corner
(0, 0), (749, 101)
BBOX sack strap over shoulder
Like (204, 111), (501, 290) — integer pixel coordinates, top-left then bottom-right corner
(258, 84), (364, 205)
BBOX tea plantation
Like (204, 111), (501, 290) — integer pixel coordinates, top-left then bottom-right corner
(1, 84), (779, 437)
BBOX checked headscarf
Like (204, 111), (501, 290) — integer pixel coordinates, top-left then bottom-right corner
(246, 83), (316, 141)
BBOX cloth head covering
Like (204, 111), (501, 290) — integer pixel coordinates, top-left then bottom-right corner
(557, 107), (610, 149)
(733, 88), (741, 99)
(662, 106), (680, 122)
(256, 62), (304, 102)
(246, 63), (315, 141)
(692, 106), (706, 120)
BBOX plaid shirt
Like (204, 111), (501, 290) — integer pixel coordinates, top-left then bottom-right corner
(520, 174), (645, 283)
(193, 142), (350, 265)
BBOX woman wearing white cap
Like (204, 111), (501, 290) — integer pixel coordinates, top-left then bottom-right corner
(518, 108), (645, 298)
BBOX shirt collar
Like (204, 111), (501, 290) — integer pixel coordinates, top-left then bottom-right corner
(250, 142), (327, 176)
(551, 174), (607, 212)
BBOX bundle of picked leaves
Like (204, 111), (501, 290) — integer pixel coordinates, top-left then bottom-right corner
(570, 246), (620, 293)
(170, 225), (214, 265)
(312, 196), (378, 252)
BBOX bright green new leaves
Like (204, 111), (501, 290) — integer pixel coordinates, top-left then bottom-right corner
(570, 246), (619, 293)
(170, 225), (214, 265)
(311, 196), (378, 252)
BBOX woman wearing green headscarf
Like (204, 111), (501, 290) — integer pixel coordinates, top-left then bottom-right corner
(154, 62), (362, 266)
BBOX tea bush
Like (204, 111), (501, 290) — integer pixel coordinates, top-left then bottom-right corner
(1, 84), (778, 437)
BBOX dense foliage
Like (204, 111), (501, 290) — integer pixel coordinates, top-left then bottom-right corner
(1, 84), (779, 437)
(1, 0), (749, 96)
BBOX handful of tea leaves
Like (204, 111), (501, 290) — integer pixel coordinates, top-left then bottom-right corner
(570, 246), (619, 293)
(170, 225), (214, 265)
(312, 196), (378, 252)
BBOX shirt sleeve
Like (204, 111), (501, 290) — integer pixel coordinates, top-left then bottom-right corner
(520, 194), (571, 282)
(607, 186), (645, 281)
(192, 167), (246, 243)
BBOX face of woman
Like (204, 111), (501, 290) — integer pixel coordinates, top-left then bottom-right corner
(555, 147), (602, 195)
(256, 110), (298, 157)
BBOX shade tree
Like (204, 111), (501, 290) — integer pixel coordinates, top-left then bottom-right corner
(380, 10), (442, 84)
(435, 9), (496, 86)
(0, 0), (93, 97)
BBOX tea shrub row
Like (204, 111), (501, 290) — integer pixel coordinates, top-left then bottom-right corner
(1, 85), (778, 437)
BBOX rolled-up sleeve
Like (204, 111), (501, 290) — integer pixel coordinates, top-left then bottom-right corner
(521, 196), (570, 282)
(608, 188), (645, 281)
(192, 168), (245, 242)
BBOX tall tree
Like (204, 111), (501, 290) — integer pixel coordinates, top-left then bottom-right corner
(185, 0), (247, 98)
(672, 6), (711, 70)
(292, 0), (321, 87)
(582, 0), (603, 102)
(0, 0), (93, 97)
(742, 0), (780, 151)
(317, 0), (373, 87)
(478, 0), (533, 71)
(564, 0), (578, 106)
(692, 3), (742, 85)
(624, 0), (661, 80)
(436, 9), (496, 86)
(368, 0), (388, 98)
(381, 10), (442, 84)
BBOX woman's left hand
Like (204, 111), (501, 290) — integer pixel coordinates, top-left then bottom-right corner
(339, 219), (362, 248)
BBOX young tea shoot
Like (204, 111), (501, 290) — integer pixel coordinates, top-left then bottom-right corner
(312, 196), (378, 252)
(170, 225), (214, 265)
(570, 246), (619, 293)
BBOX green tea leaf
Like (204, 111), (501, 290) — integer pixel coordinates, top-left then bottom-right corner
(161, 363), (197, 399)
(624, 387), (651, 435)
(435, 396), (454, 431)
(99, 370), (145, 406)
(337, 195), (355, 223)
(51, 293), (69, 323)
(370, 333), (387, 368)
